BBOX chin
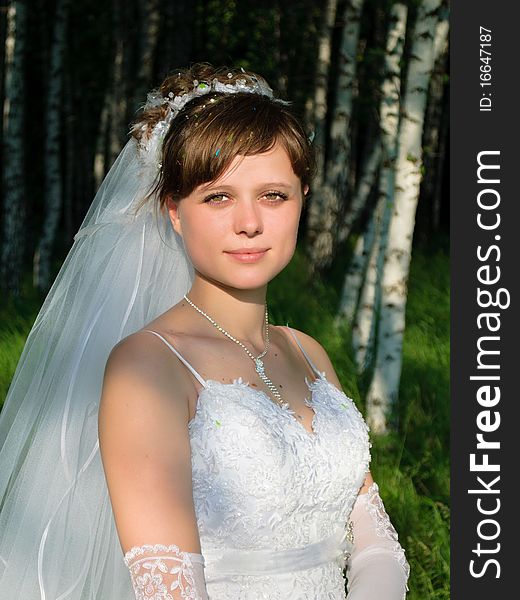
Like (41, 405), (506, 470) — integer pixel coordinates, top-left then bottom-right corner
(195, 252), (294, 287)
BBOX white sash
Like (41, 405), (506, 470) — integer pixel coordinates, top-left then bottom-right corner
(203, 527), (353, 581)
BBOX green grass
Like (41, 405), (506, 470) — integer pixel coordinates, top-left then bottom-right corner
(1, 232), (449, 598)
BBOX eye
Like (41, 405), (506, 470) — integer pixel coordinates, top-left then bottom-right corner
(263, 191), (288, 202)
(203, 193), (230, 206)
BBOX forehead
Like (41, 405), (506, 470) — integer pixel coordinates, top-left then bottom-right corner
(200, 142), (299, 191)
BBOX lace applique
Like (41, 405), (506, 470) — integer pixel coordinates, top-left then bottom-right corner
(124, 544), (206, 600)
(187, 376), (372, 598)
(366, 483), (410, 581)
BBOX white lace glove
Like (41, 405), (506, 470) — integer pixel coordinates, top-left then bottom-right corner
(346, 483), (410, 600)
(124, 544), (209, 600)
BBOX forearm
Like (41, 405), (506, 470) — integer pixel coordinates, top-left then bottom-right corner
(346, 483), (410, 600)
(125, 544), (209, 600)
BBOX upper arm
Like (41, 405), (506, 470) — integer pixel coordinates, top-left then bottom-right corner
(98, 333), (201, 555)
(357, 471), (375, 494)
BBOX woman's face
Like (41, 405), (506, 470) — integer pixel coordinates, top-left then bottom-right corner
(167, 141), (308, 291)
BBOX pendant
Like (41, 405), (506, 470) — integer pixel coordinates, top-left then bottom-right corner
(254, 358), (284, 405)
(255, 358), (264, 375)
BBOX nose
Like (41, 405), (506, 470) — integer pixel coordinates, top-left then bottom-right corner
(234, 198), (263, 236)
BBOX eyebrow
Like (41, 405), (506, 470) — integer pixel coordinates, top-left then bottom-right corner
(199, 182), (294, 192)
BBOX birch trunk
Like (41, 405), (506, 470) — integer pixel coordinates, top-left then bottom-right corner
(94, 96), (110, 189)
(334, 141), (381, 330)
(109, 0), (126, 163)
(353, 3), (408, 373)
(307, 0), (337, 190)
(308, 0), (364, 270)
(63, 65), (74, 244)
(365, 0), (443, 434)
(352, 198), (384, 373)
(33, 0), (70, 291)
(335, 232), (370, 327)
(338, 141), (381, 244)
(423, 5), (449, 233)
(132, 0), (160, 114)
(1, 1), (27, 297)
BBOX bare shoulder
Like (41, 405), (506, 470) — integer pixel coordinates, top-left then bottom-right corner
(279, 325), (343, 391)
(100, 330), (192, 430)
(99, 331), (200, 553)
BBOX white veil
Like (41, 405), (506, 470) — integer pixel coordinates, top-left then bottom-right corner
(0, 136), (194, 598)
(0, 68), (291, 598)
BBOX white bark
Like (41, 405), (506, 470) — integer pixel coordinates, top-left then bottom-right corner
(338, 141), (381, 244)
(33, 0), (70, 291)
(94, 98), (109, 189)
(335, 232), (369, 327)
(133, 0), (160, 112)
(365, 0), (443, 434)
(109, 0), (127, 163)
(334, 141), (381, 332)
(352, 199), (384, 373)
(309, 0), (337, 189)
(308, 0), (364, 269)
(354, 3), (408, 373)
(1, 1), (27, 296)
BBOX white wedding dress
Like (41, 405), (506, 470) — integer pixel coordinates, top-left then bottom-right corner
(123, 327), (409, 600)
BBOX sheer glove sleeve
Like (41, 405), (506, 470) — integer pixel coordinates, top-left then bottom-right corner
(124, 544), (208, 600)
(346, 482), (410, 600)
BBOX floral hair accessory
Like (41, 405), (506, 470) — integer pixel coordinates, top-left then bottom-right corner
(135, 76), (292, 172)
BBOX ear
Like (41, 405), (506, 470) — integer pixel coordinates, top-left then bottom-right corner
(303, 184), (309, 196)
(166, 195), (182, 236)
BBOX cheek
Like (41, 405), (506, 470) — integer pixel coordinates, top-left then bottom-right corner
(180, 215), (225, 262)
(271, 204), (301, 238)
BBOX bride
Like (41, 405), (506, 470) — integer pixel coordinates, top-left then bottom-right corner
(0, 63), (409, 599)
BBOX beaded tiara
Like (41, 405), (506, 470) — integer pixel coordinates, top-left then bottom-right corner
(134, 72), (292, 171)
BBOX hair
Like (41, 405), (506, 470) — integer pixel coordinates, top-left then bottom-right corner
(131, 62), (316, 210)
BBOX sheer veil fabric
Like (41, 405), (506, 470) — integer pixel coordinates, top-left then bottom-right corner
(0, 138), (194, 598)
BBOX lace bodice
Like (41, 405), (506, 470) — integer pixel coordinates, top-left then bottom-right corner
(143, 327), (373, 598)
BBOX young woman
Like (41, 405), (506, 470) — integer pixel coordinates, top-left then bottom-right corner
(0, 64), (409, 599)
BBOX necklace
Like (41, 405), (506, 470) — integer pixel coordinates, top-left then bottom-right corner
(183, 294), (289, 410)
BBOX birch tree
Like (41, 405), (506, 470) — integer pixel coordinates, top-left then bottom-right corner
(307, 0), (364, 271)
(306, 0), (337, 189)
(334, 139), (382, 332)
(1, 0), (27, 297)
(109, 0), (127, 163)
(338, 142), (381, 245)
(421, 4), (449, 233)
(352, 2), (408, 373)
(365, 0), (444, 434)
(33, 0), (70, 291)
(132, 0), (161, 116)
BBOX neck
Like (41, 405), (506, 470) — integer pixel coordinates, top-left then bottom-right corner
(184, 276), (269, 351)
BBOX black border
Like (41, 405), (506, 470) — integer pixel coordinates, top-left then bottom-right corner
(451, 2), (518, 597)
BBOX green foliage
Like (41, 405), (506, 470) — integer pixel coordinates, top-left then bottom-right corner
(0, 275), (43, 405)
(1, 233), (449, 598)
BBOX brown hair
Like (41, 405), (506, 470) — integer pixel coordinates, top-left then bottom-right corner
(131, 63), (315, 209)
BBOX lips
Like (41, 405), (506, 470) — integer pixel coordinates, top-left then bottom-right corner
(224, 248), (269, 263)
(225, 247), (269, 254)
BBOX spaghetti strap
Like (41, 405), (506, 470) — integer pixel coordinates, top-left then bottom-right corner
(284, 326), (324, 379)
(144, 330), (207, 388)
